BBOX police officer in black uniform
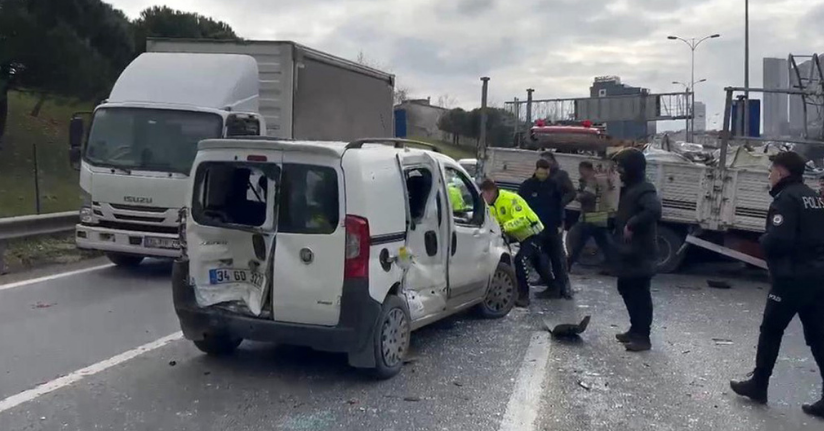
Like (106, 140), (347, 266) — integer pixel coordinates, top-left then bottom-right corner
(730, 151), (824, 418)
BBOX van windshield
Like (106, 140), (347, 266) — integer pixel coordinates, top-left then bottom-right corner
(85, 107), (223, 174)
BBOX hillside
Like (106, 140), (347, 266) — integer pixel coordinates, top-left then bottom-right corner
(0, 91), (90, 217)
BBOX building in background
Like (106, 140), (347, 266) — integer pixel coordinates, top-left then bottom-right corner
(589, 76), (657, 140)
(694, 102), (707, 132)
(394, 98), (448, 140)
(763, 57), (790, 137)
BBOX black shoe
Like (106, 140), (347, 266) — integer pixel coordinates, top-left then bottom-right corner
(625, 336), (652, 352)
(515, 297), (531, 308)
(615, 331), (632, 343)
(730, 374), (768, 404)
(802, 398), (824, 418)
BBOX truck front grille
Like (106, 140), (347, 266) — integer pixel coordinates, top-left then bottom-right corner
(109, 203), (169, 213)
(98, 221), (178, 235)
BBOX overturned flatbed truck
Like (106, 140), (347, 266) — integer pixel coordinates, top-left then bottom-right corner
(483, 88), (823, 273)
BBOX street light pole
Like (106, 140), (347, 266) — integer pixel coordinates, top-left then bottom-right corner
(668, 34), (721, 142)
(744, 0), (750, 137)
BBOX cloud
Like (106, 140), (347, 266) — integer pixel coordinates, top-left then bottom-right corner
(108, 0), (824, 131)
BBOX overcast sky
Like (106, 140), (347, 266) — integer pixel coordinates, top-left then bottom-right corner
(109, 0), (824, 130)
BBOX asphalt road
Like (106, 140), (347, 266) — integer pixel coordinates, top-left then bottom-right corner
(0, 260), (821, 431)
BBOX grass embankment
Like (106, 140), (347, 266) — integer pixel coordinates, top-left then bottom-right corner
(406, 137), (476, 160)
(0, 91), (91, 218)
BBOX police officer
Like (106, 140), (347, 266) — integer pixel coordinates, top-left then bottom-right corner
(730, 151), (824, 418)
(611, 148), (662, 352)
(480, 179), (554, 308)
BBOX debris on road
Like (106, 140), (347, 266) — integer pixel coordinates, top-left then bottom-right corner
(546, 315), (591, 339)
(712, 338), (734, 345)
(578, 381), (592, 391)
(403, 396), (422, 402)
(31, 302), (55, 309)
(707, 280), (732, 289)
(453, 381), (464, 387)
(168, 360), (177, 366)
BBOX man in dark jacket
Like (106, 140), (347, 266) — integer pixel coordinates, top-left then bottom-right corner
(519, 156), (575, 299)
(610, 148), (662, 352)
(730, 151), (824, 418)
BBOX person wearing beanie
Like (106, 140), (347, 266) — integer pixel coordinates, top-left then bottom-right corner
(731, 151), (824, 419)
(610, 148), (662, 352)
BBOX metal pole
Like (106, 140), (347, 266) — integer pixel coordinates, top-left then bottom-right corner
(525, 88), (534, 127)
(33, 142), (41, 215)
(690, 41), (696, 142)
(478, 77), (490, 180)
(743, 0), (750, 138)
(720, 88), (734, 168)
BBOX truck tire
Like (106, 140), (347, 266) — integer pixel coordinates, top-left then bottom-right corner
(371, 295), (410, 380)
(106, 253), (144, 267)
(475, 262), (517, 319)
(656, 225), (686, 274)
(193, 334), (242, 356)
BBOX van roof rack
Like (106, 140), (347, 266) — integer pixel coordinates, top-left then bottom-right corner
(345, 138), (440, 152)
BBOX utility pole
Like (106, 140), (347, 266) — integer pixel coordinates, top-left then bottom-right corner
(744, 0), (750, 138)
(477, 77), (490, 181)
(525, 88), (535, 128)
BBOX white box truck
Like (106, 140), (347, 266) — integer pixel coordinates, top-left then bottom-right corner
(69, 39), (395, 266)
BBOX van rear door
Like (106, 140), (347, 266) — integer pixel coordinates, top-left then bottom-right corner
(187, 150), (282, 316)
(269, 153), (346, 326)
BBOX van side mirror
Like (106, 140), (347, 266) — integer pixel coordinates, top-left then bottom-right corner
(69, 116), (84, 170)
(226, 114), (261, 137)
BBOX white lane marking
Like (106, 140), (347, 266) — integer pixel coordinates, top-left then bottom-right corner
(0, 264), (114, 292)
(498, 331), (552, 431)
(0, 331), (183, 413)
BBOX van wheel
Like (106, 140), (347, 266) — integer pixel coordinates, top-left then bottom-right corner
(193, 334), (242, 356)
(106, 253), (144, 267)
(475, 263), (517, 319)
(656, 226), (686, 274)
(371, 295), (410, 380)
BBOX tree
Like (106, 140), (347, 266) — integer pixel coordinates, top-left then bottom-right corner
(436, 94), (457, 109)
(132, 6), (238, 54)
(437, 107), (515, 147)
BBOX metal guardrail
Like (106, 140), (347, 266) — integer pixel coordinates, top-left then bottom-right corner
(0, 212), (78, 273)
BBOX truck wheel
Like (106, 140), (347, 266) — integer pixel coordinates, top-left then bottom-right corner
(475, 262), (517, 319)
(656, 226), (686, 274)
(371, 295), (410, 380)
(106, 253), (144, 267)
(193, 334), (242, 356)
(565, 223), (604, 267)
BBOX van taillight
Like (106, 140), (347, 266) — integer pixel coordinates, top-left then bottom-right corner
(344, 215), (370, 279)
(247, 155), (267, 162)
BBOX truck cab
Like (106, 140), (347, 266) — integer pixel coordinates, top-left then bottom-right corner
(69, 52), (265, 266)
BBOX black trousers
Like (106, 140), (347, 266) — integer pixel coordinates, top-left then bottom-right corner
(568, 222), (612, 269)
(754, 279), (824, 383)
(515, 236), (554, 300)
(617, 277), (653, 338)
(540, 228), (570, 291)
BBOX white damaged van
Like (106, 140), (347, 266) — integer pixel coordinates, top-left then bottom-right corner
(172, 138), (517, 378)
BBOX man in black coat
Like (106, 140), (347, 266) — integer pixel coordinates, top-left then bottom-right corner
(730, 151), (824, 418)
(519, 155), (575, 299)
(610, 148), (662, 352)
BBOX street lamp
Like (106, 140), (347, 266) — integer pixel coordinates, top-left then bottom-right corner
(667, 34), (721, 141)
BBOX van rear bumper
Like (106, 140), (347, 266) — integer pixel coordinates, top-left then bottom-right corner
(171, 259), (381, 356)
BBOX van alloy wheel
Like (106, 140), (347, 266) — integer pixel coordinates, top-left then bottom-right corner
(381, 308), (409, 368)
(485, 269), (515, 313)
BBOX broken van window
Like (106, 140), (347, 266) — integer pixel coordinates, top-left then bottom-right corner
(405, 168), (434, 223)
(278, 164), (339, 234)
(192, 162), (278, 228)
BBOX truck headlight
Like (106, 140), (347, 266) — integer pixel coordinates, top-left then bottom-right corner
(79, 190), (97, 224)
(79, 207), (97, 224)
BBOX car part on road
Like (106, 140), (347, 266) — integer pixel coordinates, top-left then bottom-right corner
(546, 315), (591, 339)
(372, 295), (410, 380)
(106, 253), (144, 267)
(193, 334), (243, 356)
(474, 263), (517, 319)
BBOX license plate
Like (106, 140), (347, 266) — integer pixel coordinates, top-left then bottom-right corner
(208, 268), (265, 288)
(145, 237), (179, 249)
